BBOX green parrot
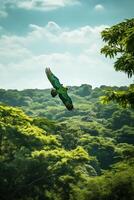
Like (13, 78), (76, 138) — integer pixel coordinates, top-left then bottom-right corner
(45, 68), (74, 111)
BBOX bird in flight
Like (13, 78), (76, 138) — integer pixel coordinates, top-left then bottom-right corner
(45, 68), (74, 111)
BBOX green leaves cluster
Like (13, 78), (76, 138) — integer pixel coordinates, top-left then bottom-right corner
(101, 18), (134, 108)
(101, 84), (134, 108)
(101, 19), (134, 77)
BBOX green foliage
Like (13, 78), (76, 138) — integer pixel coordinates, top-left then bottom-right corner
(110, 109), (134, 130)
(114, 125), (134, 144)
(101, 18), (134, 108)
(0, 84), (134, 199)
(101, 84), (134, 108)
(71, 161), (134, 200)
(79, 135), (118, 170)
(75, 84), (92, 97)
(101, 19), (134, 75)
(0, 105), (96, 200)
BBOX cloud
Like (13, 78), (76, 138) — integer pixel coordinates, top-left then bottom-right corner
(0, 22), (107, 52)
(0, 0), (80, 13)
(46, 21), (61, 32)
(0, 21), (106, 65)
(17, 0), (80, 11)
(14, 22), (107, 45)
(0, 21), (132, 89)
(94, 4), (104, 11)
(0, 10), (8, 18)
(0, 0), (80, 19)
(57, 25), (107, 45)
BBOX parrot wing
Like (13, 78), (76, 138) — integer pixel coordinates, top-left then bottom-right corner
(59, 92), (74, 111)
(45, 67), (62, 90)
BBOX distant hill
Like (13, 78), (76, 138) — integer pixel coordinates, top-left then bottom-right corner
(0, 84), (129, 119)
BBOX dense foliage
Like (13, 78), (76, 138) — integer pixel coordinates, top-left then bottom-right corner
(101, 18), (134, 108)
(0, 85), (134, 200)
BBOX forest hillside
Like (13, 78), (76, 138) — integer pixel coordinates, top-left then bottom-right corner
(0, 85), (134, 200)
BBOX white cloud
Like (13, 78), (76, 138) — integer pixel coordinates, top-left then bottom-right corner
(17, 0), (80, 10)
(0, 22), (107, 53)
(46, 21), (61, 32)
(0, 21), (132, 89)
(7, 22), (107, 46)
(0, 0), (80, 19)
(58, 25), (107, 44)
(0, 10), (8, 18)
(0, 0), (80, 12)
(94, 4), (104, 11)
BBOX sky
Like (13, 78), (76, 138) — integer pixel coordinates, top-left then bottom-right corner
(0, 0), (134, 90)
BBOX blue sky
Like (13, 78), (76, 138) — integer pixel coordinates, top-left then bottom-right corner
(0, 0), (134, 89)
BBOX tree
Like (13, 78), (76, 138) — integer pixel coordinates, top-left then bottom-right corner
(100, 18), (134, 108)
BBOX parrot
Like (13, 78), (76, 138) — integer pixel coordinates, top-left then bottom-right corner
(45, 68), (74, 111)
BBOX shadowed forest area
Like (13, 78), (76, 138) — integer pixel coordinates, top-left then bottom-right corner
(0, 19), (134, 200)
